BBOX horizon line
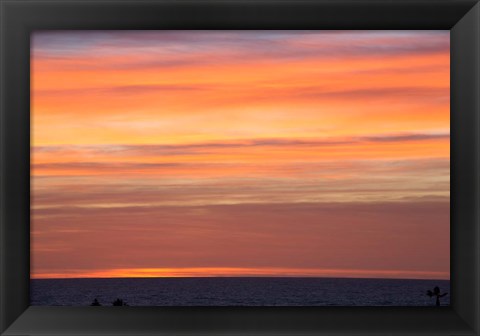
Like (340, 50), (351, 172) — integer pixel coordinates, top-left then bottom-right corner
(31, 275), (451, 281)
(30, 267), (450, 281)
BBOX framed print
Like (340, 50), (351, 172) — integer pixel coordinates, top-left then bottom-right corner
(29, 29), (451, 308)
(1, 0), (479, 335)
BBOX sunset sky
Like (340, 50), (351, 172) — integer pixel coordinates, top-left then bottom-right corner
(31, 31), (450, 280)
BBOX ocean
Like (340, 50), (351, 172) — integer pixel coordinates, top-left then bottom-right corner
(30, 277), (450, 306)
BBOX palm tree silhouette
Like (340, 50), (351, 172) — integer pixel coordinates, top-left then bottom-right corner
(427, 286), (447, 306)
(90, 298), (101, 306)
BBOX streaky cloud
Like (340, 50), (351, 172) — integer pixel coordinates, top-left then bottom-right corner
(36, 83), (211, 97)
(32, 31), (449, 71)
(33, 132), (450, 156)
(360, 133), (449, 142)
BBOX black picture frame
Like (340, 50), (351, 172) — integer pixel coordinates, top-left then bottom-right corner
(1, 0), (479, 335)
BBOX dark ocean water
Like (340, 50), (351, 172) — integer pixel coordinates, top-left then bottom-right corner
(31, 277), (450, 306)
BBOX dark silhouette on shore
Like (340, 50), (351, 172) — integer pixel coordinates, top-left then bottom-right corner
(90, 298), (101, 306)
(427, 286), (448, 306)
(90, 298), (129, 306)
(112, 298), (128, 306)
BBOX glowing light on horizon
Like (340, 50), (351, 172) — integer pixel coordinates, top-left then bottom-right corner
(32, 267), (450, 280)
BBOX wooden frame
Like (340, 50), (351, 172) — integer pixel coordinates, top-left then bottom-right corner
(1, 0), (479, 335)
